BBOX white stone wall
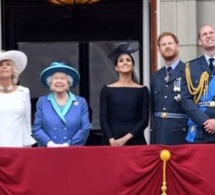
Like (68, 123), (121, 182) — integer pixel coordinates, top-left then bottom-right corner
(196, 0), (215, 55)
(159, 0), (215, 64)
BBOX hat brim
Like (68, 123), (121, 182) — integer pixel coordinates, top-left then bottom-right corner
(108, 43), (139, 62)
(40, 65), (80, 88)
(0, 50), (27, 74)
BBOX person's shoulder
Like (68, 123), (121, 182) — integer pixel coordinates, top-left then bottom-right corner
(74, 95), (88, 106)
(187, 56), (203, 64)
(178, 60), (185, 66)
(184, 56), (204, 70)
(139, 85), (149, 93)
(151, 67), (165, 78)
(100, 84), (114, 92)
(39, 94), (49, 99)
(157, 66), (166, 73)
(36, 94), (50, 103)
(106, 83), (117, 87)
(175, 60), (186, 70)
(141, 85), (149, 90)
(17, 85), (29, 93)
(133, 84), (147, 89)
(74, 95), (86, 102)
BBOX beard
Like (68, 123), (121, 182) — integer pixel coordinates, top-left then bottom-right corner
(162, 49), (178, 61)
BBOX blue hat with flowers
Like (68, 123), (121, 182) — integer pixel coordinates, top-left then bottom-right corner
(40, 62), (80, 88)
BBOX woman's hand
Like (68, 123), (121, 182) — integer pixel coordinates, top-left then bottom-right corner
(47, 141), (69, 147)
(115, 137), (127, 146)
(109, 138), (118, 146)
(115, 133), (134, 146)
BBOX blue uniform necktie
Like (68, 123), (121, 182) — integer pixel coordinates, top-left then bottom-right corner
(167, 67), (173, 76)
(209, 58), (214, 71)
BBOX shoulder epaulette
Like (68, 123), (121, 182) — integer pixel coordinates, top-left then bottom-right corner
(187, 56), (203, 63)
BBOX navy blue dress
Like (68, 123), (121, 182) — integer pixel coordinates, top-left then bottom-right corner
(100, 86), (149, 145)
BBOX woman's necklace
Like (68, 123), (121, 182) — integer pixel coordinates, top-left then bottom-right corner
(0, 84), (13, 92)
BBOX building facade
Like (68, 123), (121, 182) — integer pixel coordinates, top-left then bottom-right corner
(1, 0), (215, 143)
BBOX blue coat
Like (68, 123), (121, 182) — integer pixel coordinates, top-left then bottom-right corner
(32, 93), (90, 146)
(150, 60), (188, 145)
(181, 55), (215, 143)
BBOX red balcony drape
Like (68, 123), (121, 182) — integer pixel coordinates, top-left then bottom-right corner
(0, 145), (214, 195)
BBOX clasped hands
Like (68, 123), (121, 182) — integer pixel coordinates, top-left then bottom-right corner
(203, 119), (215, 134)
(47, 141), (69, 147)
(109, 133), (133, 146)
(109, 138), (127, 146)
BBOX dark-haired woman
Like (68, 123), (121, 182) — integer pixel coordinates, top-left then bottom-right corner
(100, 44), (149, 146)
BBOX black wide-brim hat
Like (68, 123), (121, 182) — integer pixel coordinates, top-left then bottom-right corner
(40, 62), (80, 88)
(108, 42), (139, 61)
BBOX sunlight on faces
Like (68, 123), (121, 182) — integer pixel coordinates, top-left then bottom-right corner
(199, 25), (215, 50)
(158, 36), (179, 61)
(115, 54), (134, 73)
(47, 72), (73, 92)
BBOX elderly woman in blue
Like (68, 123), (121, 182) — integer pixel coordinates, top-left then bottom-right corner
(32, 62), (90, 147)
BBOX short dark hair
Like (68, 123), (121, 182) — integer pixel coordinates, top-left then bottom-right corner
(157, 32), (179, 47)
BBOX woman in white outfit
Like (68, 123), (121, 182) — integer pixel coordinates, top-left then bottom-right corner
(0, 50), (36, 147)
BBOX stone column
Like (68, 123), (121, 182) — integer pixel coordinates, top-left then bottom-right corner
(159, 0), (198, 63)
(196, 0), (215, 55)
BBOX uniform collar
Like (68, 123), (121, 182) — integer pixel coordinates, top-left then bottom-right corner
(204, 54), (215, 65)
(165, 58), (180, 70)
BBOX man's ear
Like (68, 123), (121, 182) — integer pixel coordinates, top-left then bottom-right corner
(158, 47), (161, 54)
(198, 39), (202, 46)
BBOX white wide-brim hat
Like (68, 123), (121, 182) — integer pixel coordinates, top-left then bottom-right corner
(0, 50), (27, 74)
(40, 62), (80, 88)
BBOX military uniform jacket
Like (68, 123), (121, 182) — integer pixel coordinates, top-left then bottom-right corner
(151, 60), (187, 145)
(181, 55), (215, 143)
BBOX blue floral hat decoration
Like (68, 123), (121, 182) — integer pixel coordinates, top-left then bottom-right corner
(108, 42), (139, 62)
(40, 62), (80, 88)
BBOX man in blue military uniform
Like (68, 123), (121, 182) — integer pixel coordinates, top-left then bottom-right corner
(181, 24), (215, 143)
(151, 32), (188, 145)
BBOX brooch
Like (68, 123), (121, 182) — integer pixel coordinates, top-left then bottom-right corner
(73, 101), (79, 106)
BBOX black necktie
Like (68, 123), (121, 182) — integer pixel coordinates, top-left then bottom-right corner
(209, 58), (214, 71)
(167, 67), (173, 76)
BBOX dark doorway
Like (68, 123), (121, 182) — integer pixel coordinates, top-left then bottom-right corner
(2, 0), (143, 145)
